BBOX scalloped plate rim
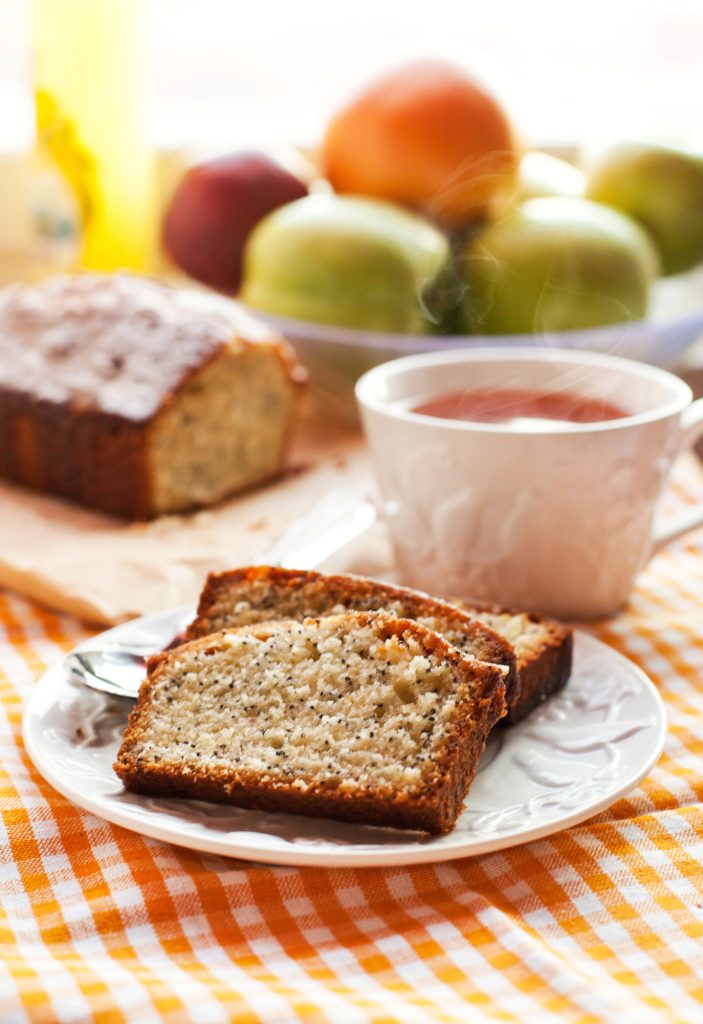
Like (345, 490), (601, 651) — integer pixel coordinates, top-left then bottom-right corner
(22, 609), (667, 868)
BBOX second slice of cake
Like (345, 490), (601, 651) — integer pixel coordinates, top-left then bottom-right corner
(114, 611), (506, 834)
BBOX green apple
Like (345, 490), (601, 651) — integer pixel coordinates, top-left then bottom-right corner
(585, 143), (703, 275)
(240, 194), (452, 333)
(460, 197), (659, 335)
(517, 151), (586, 201)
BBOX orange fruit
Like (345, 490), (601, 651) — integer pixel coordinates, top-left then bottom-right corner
(321, 60), (519, 230)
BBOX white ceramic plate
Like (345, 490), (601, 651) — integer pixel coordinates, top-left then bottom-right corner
(22, 607), (666, 868)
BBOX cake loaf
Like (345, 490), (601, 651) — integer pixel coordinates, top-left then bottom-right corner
(184, 566), (520, 709)
(114, 611), (506, 834)
(0, 273), (305, 518)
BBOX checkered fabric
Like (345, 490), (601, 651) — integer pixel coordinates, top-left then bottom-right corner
(2, 473), (703, 1022)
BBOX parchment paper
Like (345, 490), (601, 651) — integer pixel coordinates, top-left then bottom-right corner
(0, 415), (390, 625)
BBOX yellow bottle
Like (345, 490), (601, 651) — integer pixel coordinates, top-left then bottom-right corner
(31, 0), (155, 272)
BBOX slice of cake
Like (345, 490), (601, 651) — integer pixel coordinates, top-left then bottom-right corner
(184, 567), (520, 710)
(114, 611), (506, 834)
(455, 602), (573, 724)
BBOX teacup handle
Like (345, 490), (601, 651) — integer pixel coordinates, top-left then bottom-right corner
(651, 398), (703, 552)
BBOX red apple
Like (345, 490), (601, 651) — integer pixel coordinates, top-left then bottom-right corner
(162, 151), (309, 293)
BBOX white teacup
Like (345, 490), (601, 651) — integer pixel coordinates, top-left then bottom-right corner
(356, 347), (703, 620)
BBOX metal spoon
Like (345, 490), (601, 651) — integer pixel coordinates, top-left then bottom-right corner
(64, 486), (377, 700)
(65, 647), (153, 700)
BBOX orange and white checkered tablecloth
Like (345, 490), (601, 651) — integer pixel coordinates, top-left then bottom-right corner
(2, 470), (703, 1022)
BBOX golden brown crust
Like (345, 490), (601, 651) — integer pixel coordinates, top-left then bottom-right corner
(186, 566), (520, 709)
(506, 620), (573, 723)
(456, 600), (573, 724)
(115, 612), (506, 834)
(0, 398), (154, 518)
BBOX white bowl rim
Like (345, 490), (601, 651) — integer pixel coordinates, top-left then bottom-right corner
(246, 304), (703, 353)
(355, 345), (693, 435)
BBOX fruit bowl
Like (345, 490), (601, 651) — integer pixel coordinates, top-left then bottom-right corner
(247, 270), (703, 422)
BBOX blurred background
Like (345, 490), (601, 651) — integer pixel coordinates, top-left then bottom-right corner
(3, 0), (703, 154)
(1, 0), (702, 413)
(1, 0), (702, 281)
